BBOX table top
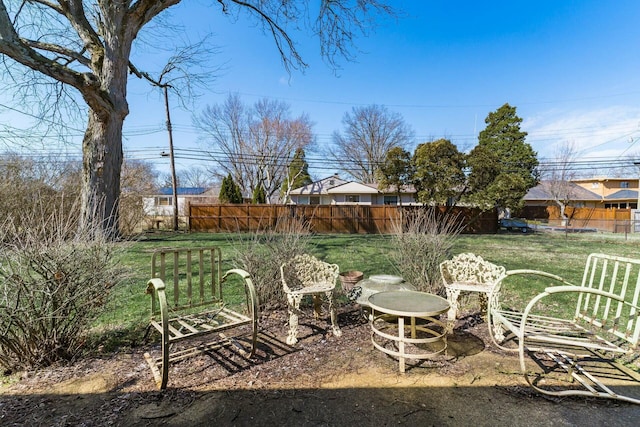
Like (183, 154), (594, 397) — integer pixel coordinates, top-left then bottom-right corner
(368, 290), (450, 317)
(354, 278), (416, 306)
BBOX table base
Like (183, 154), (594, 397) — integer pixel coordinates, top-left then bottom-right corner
(371, 313), (447, 373)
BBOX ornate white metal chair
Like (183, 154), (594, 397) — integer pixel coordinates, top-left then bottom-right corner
(440, 253), (506, 331)
(280, 254), (342, 345)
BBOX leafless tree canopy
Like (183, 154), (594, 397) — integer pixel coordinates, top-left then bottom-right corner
(0, 1), (394, 237)
(195, 94), (314, 202)
(542, 142), (578, 220)
(177, 166), (217, 189)
(330, 104), (414, 184)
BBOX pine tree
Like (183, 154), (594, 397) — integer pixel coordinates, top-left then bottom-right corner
(219, 174), (243, 203)
(252, 185), (266, 204)
(466, 103), (539, 212)
(281, 148), (313, 201)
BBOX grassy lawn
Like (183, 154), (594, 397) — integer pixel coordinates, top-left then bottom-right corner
(94, 230), (640, 351)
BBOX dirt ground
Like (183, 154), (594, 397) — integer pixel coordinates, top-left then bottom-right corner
(1, 305), (639, 427)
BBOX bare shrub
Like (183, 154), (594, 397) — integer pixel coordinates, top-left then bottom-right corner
(0, 199), (129, 372)
(389, 208), (464, 294)
(228, 214), (313, 309)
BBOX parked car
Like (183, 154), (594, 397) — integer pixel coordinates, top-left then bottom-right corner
(499, 218), (533, 233)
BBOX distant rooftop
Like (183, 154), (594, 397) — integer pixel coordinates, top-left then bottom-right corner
(157, 187), (207, 196)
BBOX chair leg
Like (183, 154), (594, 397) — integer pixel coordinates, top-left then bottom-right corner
(445, 288), (461, 333)
(312, 295), (322, 319)
(326, 291), (342, 337)
(287, 294), (302, 345)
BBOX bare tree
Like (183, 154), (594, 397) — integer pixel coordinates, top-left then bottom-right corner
(178, 166), (217, 189)
(130, 39), (217, 230)
(0, 1), (394, 238)
(119, 159), (158, 235)
(542, 142), (578, 223)
(195, 94), (314, 203)
(330, 104), (414, 183)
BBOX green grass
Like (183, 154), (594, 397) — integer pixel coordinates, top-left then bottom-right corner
(92, 230), (640, 352)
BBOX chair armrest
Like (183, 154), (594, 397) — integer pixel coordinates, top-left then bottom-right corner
(504, 269), (569, 284)
(489, 269), (571, 302)
(222, 268), (251, 281)
(146, 277), (166, 294)
(524, 286), (639, 316)
(221, 268), (260, 320)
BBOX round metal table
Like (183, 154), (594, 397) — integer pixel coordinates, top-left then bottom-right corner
(354, 275), (416, 307)
(368, 290), (450, 373)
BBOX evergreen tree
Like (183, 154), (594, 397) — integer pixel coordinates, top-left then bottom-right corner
(466, 103), (539, 212)
(281, 148), (313, 202)
(231, 181), (244, 203)
(219, 174), (243, 203)
(252, 185), (266, 204)
(412, 139), (466, 206)
(376, 147), (413, 206)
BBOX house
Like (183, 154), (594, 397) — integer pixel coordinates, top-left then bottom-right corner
(143, 187), (220, 216)
(572, 177), (639, 209)
(287, 175), (419, 205)
(523, 177), (639, 209)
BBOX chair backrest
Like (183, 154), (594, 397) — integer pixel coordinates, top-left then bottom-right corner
(440, 253), (506, 287)
(280, 254), (339, 293)
(575, 253), (640, 348)
(150, 246), (222, 314)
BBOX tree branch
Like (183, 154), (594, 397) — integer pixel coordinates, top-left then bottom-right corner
(24, 39), (91, 68)
(228, 0), (306, 72)
(127, 0), (182, 34)
(0, 2), (89, 90)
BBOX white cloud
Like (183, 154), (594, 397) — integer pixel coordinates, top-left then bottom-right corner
(523, 106), (640, 161)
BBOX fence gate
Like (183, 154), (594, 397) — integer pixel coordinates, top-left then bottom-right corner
(635, 210), (640, 233)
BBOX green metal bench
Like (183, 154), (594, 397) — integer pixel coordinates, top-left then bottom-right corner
(488, 253), (640, 404)
(143, 246), (259, 389)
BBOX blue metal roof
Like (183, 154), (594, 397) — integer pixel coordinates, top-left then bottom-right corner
(158, 187), (207, 196)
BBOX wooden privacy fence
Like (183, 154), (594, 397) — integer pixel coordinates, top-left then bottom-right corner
(188, 204), (498, 234)
(519, 206), (633, 233)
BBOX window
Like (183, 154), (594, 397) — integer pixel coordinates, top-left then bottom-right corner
(346, 195), (360, 203)
(310, 196), (320, 205)
(383, 195), (398, 205)
(621, 181), (630, 188)
(156, 196), (172, 206)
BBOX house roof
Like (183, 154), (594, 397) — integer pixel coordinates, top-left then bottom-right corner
(363, 183), (417, 193)
(327, 182), (379, 194)
(290, 175), (418, 196)
(607, 189), (639, 200)
(572, 176), (637, 183)
(289, 175), (349, 195)
(157, 187), (208, 196)
(523, 182), (601, 201)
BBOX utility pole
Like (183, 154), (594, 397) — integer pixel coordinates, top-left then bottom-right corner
(163, 86), (179, 231)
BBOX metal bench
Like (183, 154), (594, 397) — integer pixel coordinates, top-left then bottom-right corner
(440, 253), (506, 331)
(143, 246), (259, 389)
(488, 253), (640, 404)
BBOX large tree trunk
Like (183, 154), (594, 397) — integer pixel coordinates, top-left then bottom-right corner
(81, 110), (125, 239)
(78, 7), (133, 240)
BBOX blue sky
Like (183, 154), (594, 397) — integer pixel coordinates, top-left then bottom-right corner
(4, 1), (640, 180)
